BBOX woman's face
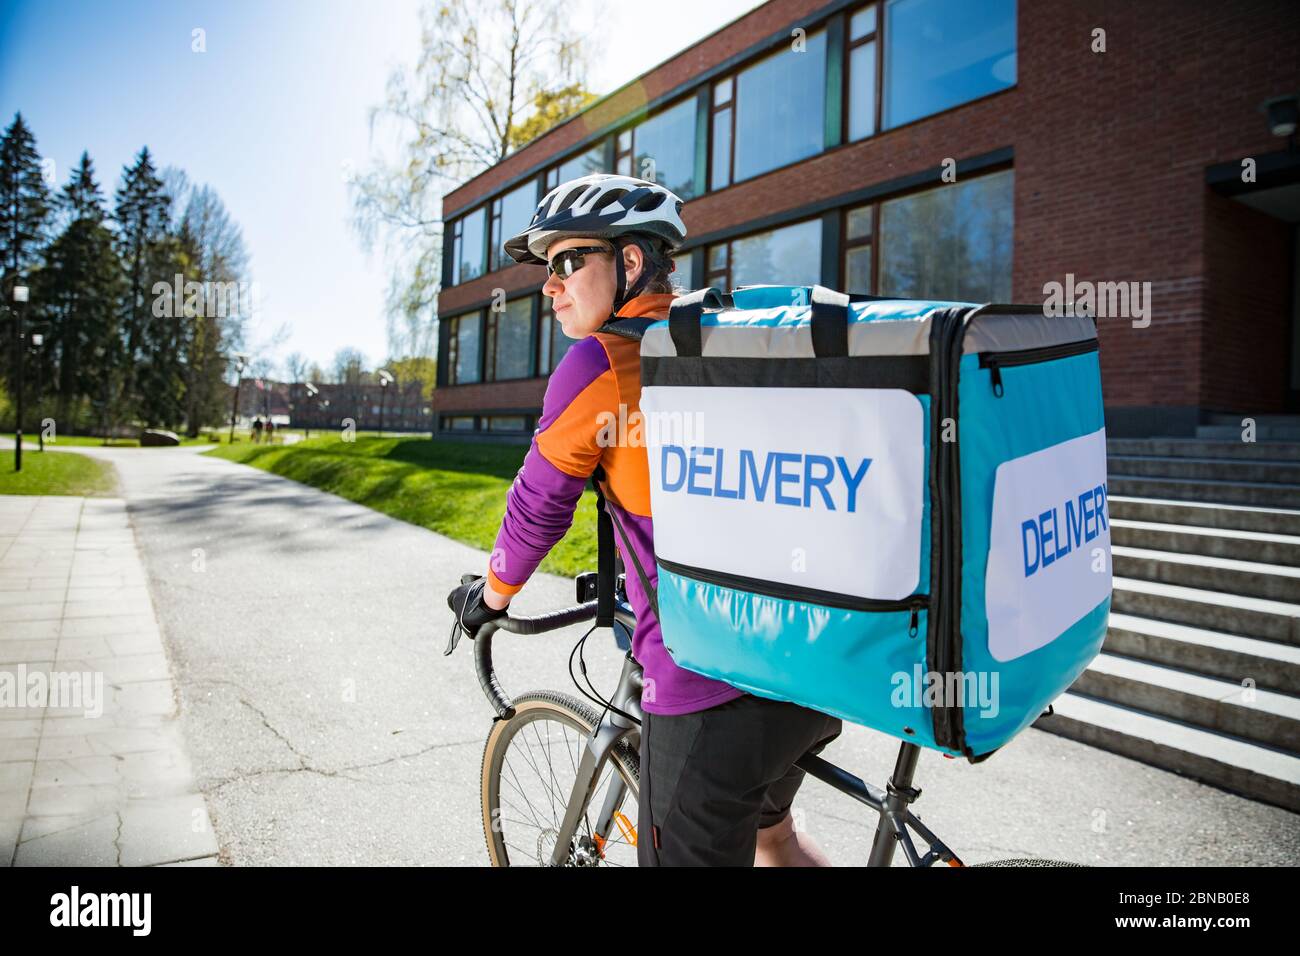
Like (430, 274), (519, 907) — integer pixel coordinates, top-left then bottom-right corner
(542, 237), (645, 339)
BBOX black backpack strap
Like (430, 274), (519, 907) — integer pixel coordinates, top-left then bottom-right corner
(810, 284), (850, 358)
(591, 465), (660, 624)
(667, 287), (723, 357)
(595, 314), (657, 342)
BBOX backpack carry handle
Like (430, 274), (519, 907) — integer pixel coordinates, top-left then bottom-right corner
(670, 284), (850, 358)
(810, 284), (850, 358)
(668, 287), (725, 357)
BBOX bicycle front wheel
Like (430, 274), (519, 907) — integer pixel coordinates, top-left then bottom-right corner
(481, 691), (640, 867)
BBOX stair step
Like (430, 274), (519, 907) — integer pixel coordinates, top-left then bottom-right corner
(1106, 613), (1300, 695)
(1110, 519), (1300, 566)
(1108, 454), (1300, 485)
(1108, 439), (1300, 461)
(1037, 692), (1300, 813)
(1205, 413), (1300, 426)
(1108, 475), (1300, 508)
(1112, 546), (1300, 602)
(1071, 652), (1300, 751)
(1197, 425), (1300, 441)
(1112, 576), (1300, 645)
(1108, 496), (1300, 535)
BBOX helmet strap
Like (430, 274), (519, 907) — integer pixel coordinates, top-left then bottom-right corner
(612, 237), (655, 313)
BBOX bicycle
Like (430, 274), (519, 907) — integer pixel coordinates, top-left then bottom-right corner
(446, 571), (1083, 868)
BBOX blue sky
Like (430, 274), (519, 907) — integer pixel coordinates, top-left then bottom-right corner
(0, 0), (763, 372)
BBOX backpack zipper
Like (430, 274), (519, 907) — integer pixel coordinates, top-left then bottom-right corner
(656, 556), (927, 619)
(978, 339), (1098, 398)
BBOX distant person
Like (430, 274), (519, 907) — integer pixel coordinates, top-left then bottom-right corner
(252, 417), (264, 443)
(265, 420), (276, 443)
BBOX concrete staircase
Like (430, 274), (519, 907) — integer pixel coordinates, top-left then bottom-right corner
(1035, 432), (1300, 813)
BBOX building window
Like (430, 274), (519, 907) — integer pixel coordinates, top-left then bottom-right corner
(614, 98), (699, 199)
(486, 416), (528, 432)
(710, 78), (733, 191)
(712, 30), (827, 188)
(484, 298), (533, 381)
(547, 141), (607, 190)
(536, 295), (575, 375)
(847, 5), (879, 142)
(883, 0), (1016, 130)
(707, 219), (823, 290)
(452, 206), (487, 285)
(878, 168), (1013, 302)
(672, 252), (694, 293)
(843, 204), (875, 293)
(447, 311), (482, 385)
(443, 415), (476, 431)
(489, 179), (538, 272)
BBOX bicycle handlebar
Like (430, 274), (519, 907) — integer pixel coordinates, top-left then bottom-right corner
(471, 600), (601, 719)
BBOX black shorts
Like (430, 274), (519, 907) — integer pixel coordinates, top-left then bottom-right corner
(637, 692), (842, 867)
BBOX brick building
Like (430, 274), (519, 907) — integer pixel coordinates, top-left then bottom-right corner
(432, 0), (1299, 439)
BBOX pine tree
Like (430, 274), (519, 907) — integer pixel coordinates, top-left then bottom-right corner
(113, 146), (171, 426)
(38, 152), (126, 432)
(0, 112), (52, 403)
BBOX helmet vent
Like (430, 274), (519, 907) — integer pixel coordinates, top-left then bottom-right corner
(634, 191), (666, 212)
(555, 186), (584, 214)
(593, 189), (627, 212)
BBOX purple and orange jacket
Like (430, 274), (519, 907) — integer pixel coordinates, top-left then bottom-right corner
(487, 292), (745, 716)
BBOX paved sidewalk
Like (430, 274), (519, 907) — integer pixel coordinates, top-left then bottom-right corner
(0, 495), (218, 866)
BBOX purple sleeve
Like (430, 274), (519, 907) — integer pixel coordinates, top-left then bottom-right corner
(487, 337), (611, 594)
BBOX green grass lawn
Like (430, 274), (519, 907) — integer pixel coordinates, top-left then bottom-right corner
(205, 434), (599, 578)
(0, 449), (118, 497)
(2, 431), (219, 448)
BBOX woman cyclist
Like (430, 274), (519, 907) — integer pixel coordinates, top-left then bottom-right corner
(447, 173), (840, 866)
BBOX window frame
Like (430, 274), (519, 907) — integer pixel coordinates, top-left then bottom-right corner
(484, 298), (535, 382)
(841, 201), (879, 294)
(446, 311), (483, 386)
(844, 3), (883, 143)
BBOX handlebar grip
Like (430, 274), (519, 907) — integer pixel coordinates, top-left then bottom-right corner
(497, 601), (598, 635)
(473, 626), (514, 719)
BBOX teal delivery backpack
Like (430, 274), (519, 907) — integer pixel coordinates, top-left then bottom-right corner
(636, 285), (1111, 760)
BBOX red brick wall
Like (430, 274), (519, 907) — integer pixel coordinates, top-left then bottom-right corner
(1012, 0), (1298, 414)
(434, 377), (547, 414)
(437, 0), (1300, 420)
(1201, 193), (1292, 412)
(441, 0), (835, 218)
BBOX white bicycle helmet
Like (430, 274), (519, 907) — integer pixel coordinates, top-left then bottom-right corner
(504, 173), (688, 309)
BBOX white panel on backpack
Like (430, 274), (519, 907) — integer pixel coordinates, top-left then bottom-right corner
(640, 385), (925, 601)
(984, 427), (1112, 662)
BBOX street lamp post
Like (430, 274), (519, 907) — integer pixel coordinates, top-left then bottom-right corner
(11, 283), (29, 473)
(377, 369), (394, 437)
(31, 332), (44, 452)
(303, 382), (318, 439)
(228, 352), (248, 443)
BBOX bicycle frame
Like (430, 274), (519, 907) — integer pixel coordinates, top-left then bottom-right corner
(465, 597), (963, 867)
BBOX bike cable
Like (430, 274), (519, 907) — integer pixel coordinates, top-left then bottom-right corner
(568, 623), (641, 727)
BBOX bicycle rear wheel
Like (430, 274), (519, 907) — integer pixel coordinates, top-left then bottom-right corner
(481, 691), (640, 867)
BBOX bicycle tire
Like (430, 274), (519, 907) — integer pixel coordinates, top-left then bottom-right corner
(480, 690), (640, 867)
(971, 858), (1089, 867)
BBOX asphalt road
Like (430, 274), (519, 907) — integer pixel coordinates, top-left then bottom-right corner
(32, 442), (1300, 865)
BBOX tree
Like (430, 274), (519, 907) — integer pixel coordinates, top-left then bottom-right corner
(114, 147), (172, 426)
(173, 178), (251, 435)
(0, 112), (51, 281)
(351, 0), (595, 360)
(0, 112), (53, 399)
(37, 152), (126, 432)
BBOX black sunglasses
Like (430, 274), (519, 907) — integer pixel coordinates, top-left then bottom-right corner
(546, 245), (613, 279)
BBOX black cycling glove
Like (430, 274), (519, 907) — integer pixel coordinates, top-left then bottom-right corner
(446, 575), (508, 640)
